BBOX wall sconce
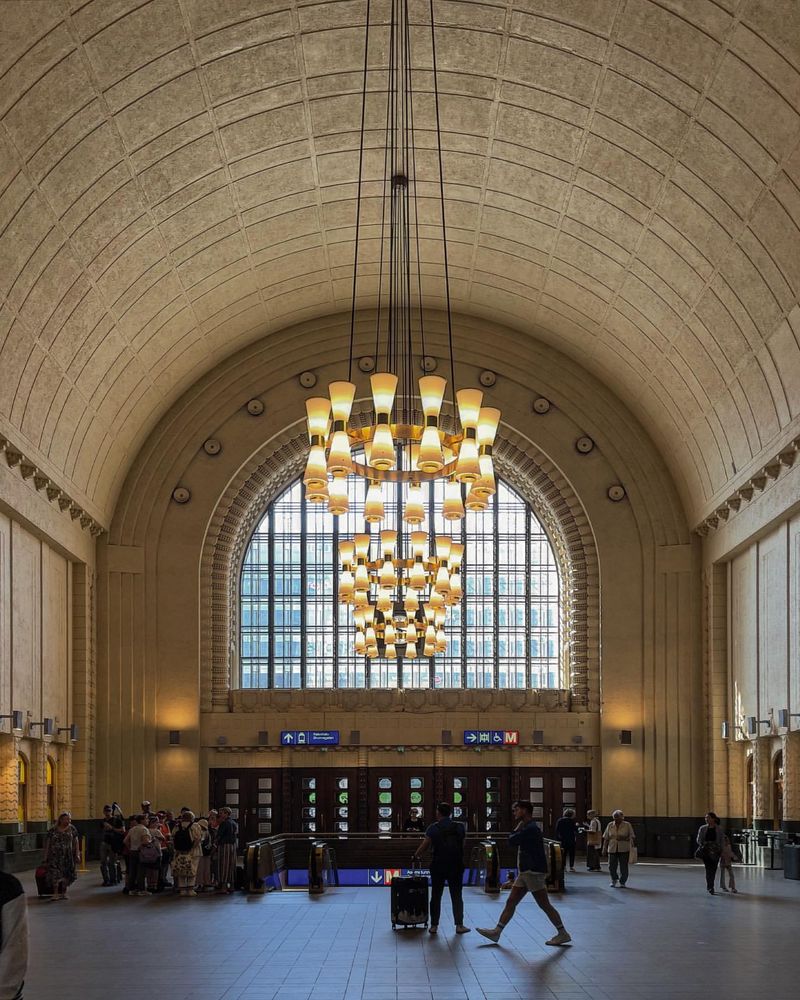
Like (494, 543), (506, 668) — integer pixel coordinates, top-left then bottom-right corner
(721, 721), (730, 740)
(746, 717), (770, 736)
(777, 709), (800, 729)
(618, 730), (633, 745)
(532, 730), (544, 745)
(0, 710), (24, 733)
(168, 730), (181, 746)
(30, 717), (54, 737)
(258, 731), (269, 746)
(57, 724), (78, 742)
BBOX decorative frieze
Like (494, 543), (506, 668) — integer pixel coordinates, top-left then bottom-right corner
(0, 435), (105, 537)
(695, 438), (799, 536)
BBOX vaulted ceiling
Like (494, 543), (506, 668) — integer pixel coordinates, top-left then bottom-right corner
(1, 0), (799, 527)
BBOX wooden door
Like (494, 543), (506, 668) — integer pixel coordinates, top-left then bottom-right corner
(287, 769), (358, 834)
(442, 769), (511, 833)
(518, 767), (590, 837)
(370, 768), (435, 832)
(210, 768), (282, 845)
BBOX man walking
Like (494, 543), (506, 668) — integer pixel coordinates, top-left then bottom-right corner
(413, 802), (470, 935)
(477, 800), (571, 946)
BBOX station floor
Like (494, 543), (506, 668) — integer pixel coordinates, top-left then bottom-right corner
(22, 862), (798, 1000)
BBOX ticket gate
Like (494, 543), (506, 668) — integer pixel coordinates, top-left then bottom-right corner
(308, 840), (337, 895)
(467, 840), (500, 893)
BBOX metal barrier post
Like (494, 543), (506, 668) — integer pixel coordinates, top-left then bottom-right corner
(482, 840), (500, 894)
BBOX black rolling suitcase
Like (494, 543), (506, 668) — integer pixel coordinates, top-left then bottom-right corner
(35, 865), (53, 897)
(390, 861), (429, 929)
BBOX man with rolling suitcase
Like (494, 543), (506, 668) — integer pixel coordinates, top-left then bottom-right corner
(413, 802), (470, 935)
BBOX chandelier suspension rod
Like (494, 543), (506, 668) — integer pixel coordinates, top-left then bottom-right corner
(428, 0), (458, 420)
(348, 0), (373, 384)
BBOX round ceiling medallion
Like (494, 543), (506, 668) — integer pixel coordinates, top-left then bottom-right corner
(358, 356), (376, 372)
(246, 398), (264, 416)
(479, 370), (497, 387)
(607, 484), (626, 502)
(576, 436), (594, 454)
(420, 356), (437, 372)
(299, 371), (317, 388)
(203, 438), (222, 456)
(533, 397), (551, 414)
(172, 486), (191, 504)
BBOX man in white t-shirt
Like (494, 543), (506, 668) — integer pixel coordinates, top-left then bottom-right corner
(123, 815), (152, 896)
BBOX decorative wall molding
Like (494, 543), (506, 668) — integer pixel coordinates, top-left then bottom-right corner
(0, 434), (105, 536)
(695, 438), (799, 536)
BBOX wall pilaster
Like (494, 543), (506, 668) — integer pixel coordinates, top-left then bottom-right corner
(782, 731), (800, 831)
(0, 735), (18, 825)
(752, 737), (772, 828)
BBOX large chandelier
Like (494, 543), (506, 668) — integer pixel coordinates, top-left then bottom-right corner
(302, 0), (501, 659)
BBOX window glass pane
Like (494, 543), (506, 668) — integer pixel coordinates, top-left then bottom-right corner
(225, 779), (240, 790)
(562, 777), (576, 789)
(240, 474), (561, 690)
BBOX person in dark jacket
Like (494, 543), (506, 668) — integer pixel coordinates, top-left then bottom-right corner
(554, 808), (578, 872)
(0, 870), (27, 1000)
(413, 802), (470, 935)
(696, 811), (725, 894)
(477, 800), (571, 947)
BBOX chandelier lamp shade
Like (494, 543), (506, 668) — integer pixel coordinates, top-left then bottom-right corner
(301, 0), (502, 658)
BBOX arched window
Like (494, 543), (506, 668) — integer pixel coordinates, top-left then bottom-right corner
(46, 757), (56, 825)
(17, 754), (28, 828)
(240, 475), (561, 689)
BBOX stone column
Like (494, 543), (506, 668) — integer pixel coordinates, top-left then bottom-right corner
(751, 737), (772, 830)
(782, 731), (800, 833)
(29, 739), (48, 824)
(57, 745), (73, 817)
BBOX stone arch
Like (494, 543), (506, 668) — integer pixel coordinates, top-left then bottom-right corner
(200, 411), (600, 713)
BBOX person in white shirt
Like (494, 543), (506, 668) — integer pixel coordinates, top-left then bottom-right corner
(123, 815), (153, 896)
(602, 809), (636, 887)
(584, 809), (602, 871)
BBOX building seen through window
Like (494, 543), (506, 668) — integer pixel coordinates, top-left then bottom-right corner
(240, 475), (560, 689)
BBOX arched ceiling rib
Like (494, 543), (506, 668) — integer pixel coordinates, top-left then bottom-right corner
(1, 0), (799, 525)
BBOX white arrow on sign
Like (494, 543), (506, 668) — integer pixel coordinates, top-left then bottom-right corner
(465, 731), (477, 743)
(282, 732), (295, 744)
(369, 870), (383, 884)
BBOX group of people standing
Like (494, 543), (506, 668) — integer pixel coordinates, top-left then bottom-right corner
(99, 801), (239, 897)
(553, 808), (636, 885)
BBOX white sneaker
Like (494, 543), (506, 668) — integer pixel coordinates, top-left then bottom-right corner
(477, 926), (501, 943)
(545, 930), (572, 947)
(455, 925), (471, 934)
(609, 881), (618, 887)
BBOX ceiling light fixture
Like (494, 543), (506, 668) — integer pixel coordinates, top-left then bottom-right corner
(302, 0), (500, 659)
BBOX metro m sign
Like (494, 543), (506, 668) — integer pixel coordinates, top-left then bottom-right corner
(503, 730), (520, 745)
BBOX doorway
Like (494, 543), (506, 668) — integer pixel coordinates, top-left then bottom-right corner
(370, 768), (435, 832)
(210, 768), (282, 846)
(517, 767), (591, 837)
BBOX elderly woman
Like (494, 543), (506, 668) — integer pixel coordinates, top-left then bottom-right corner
(44, 812), (80, 900)
(602, 809), (636, 887)
(696, 811), (725, 895)
(194, 817), (214, 892)
(584, 809), (602, 871)
(215, 807), (239, 894)
(171, 810), (204, 896)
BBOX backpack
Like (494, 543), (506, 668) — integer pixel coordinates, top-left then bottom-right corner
(139, 839), (161, 864)
(173, 823), (194, 852)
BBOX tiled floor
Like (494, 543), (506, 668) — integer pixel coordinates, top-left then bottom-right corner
(22, 863), (799, 1000)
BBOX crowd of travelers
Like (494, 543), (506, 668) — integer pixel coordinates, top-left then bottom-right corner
(37, 800), (239, 902)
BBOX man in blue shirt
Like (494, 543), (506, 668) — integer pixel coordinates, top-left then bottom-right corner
(413, 802), (470, 935)
(477, 800), (571, 946)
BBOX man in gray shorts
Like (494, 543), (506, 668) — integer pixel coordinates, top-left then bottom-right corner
(477, 800), (571, 946)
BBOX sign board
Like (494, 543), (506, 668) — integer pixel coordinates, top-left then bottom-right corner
(463, 729), (520, 746)
(280, 730), (340, 746)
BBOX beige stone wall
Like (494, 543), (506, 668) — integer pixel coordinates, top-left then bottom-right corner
(0, 502), (94, 827)
(97, 314), (706, 820)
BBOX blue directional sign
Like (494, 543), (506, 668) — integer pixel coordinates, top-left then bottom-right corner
(281, 730), (340, 747)
(463, 729), (520, 746)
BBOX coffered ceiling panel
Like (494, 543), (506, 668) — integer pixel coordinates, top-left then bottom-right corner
(1, 0), (799, 526)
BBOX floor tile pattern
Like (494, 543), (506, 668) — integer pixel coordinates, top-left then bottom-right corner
(22, 864), (799, 1000)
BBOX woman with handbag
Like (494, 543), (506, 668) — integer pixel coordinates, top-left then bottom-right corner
(696, 811), (724, 894)
(602, 810), (636, 887)
(584, 810), (602, 870)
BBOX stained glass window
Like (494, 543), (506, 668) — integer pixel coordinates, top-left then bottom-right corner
(240, 474), (561, 688)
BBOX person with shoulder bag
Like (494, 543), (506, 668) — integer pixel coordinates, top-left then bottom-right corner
(695, 811), (724, 894)
(602, 809), (636, 887)
(584, 809), (602, 871)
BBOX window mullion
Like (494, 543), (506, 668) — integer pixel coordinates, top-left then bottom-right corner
(268, 507), (275, 690)
(300, 483), (307, 689)
(493, 491), (499, 690)
(526, 505), (531, 690)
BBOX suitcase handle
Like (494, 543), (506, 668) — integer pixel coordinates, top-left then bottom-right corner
(409, 856), (424, 873)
